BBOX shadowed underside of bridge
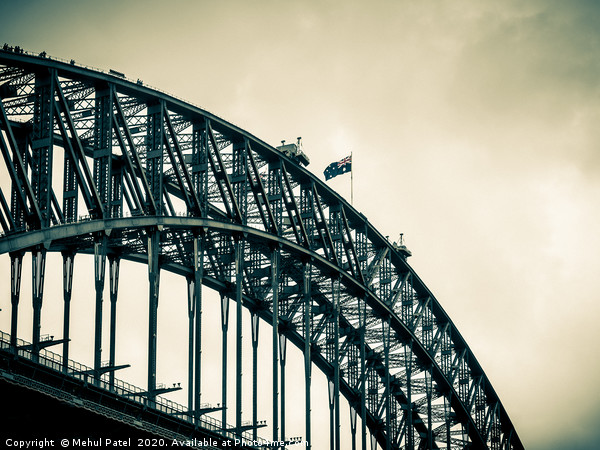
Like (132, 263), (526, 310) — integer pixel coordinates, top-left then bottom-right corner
(0, 48), (522, 449)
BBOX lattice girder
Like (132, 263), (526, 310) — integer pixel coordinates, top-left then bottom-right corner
(0, 49), (522, 450)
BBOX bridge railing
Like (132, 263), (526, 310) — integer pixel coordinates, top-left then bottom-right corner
(0, 330), (257, 444)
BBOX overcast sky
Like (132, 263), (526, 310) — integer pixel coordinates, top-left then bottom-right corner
(1, 1), (600, 449)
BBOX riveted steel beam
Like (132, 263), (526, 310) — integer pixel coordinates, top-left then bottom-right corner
(0, 100), (41, 228)
(112, 94), (156, 214)
(281, 162), (309, 248)
(94, 85), (113, 216)
(0, 188), (13, 232)
(246, 143), (277, 235)
(312, 185), (338, 265)
(54, 75), (105, 219)
(206, 121), (242, 223)
(163, 105), (202, 215)
(340, 206), (364, 284)
(147, 101), (165, 216)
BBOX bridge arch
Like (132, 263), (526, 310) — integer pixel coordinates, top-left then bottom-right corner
(0, 48), (522, 449)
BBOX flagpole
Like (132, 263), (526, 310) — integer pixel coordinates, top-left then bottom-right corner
(350, 151), (353, 205)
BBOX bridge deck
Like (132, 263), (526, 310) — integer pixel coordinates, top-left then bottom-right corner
(0, 331), (257, 449)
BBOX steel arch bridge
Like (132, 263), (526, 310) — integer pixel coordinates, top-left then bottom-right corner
(0, 47), (522, 450)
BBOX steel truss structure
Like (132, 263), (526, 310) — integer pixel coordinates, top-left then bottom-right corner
(0, 48), (522, 449)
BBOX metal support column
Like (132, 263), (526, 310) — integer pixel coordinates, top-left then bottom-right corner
(94, 237), (107, 382)
(350, 406), (358, 450)
(333, 277), (341, 450)
(279, 332), (287, 444)
(29, 70), (53, 361)
(108, 256), (120, 387)
(445, 392), (452, 450)
(146, 102), (164, 216)
(194, 234), (204, 417)
(191, 121), (208, 219)
(404, 342), (414, 450)
(360, 297), (367, 450)
(221, 292), (230, 428)
(425, 366), (433, 449)
(251, 311), (259, 441)
(303, 262), (312, 449)
(62, 251), (75, 371)
(147, 229), (160, 403)
(9, 122), (29, 233)
(271, 248), (280, 443)
(9, 252), (23, 348)
(328, 378), (335, 450)
(31, 70), (55, 229)
(187, 275), (195, 413)
(63, 123), (78, 223)
(383, 318), (391, 450)
(462, 422), (470, 449)
(31, 248), (46, 362)
(235, 239), (243, 435)
(94, 85), (112, 218)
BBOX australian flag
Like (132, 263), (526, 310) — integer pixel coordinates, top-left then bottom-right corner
(324, 155), (352, 180)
